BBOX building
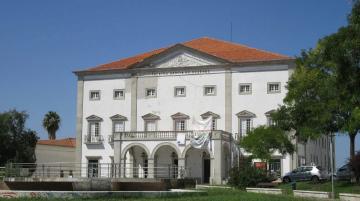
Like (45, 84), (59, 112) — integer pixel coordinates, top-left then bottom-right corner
(35, 138), (76, 177)
(73, 37), (331, 184)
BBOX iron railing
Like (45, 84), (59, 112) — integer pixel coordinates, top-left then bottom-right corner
(84, 135), (104, 144)
(4, 163), (189, 179)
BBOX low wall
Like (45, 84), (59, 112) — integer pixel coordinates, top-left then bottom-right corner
(246, 188), (283, 195)
(340, 193), (360, 201)
(0, 190), (206, 199)
(293, 190), (331, 199)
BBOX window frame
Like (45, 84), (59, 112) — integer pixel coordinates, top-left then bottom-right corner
(112, 120), (125, 133)
(89, 90), (101, 101)
(113, 89), (125, 100)
(174, 119), (187, 131)
(239, 118), (253, 138)
(145, 88), (157, 98)
(88, 121), (100, 137)
(267, 82), (281, 94)
(174, 86), (186, 97)
(144, 120), (157, 131)
(203, 85), (217, 96)
(239, 83), (252, 95)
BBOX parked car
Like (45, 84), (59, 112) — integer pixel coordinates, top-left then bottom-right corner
(282, 166), (328, 183)
(336, 164), (354, 181)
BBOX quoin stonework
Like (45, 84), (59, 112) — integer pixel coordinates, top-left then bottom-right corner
(74, 37), (331, 184)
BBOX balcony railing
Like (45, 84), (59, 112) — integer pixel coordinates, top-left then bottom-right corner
(84, 135), (104, 144)
(113, 130), (232, 141)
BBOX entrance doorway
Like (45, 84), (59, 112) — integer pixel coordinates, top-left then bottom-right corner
(203, 157), (210, 183)
(88, 159), (99, 178)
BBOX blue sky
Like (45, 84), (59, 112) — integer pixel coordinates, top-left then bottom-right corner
(0, 0), (357, 167)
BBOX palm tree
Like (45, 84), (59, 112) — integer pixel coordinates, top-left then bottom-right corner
(42, 111), (61, 140)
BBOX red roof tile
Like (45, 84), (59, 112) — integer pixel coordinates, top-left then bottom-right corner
(37, 138), (76, 148)
(83, 37), (291, 72)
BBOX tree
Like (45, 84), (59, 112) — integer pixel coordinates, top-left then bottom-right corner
(240, 126), (295, 162)
(349, 151), (360, 182)
(0, 110), (38, 166)
(42, 111), (61, 140)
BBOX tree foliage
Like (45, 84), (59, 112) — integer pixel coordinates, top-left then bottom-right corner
(0, 110), (38, 166)
(349, 151), (360, 182)
(272, 0), (360, 159)
(42, 111), (61, 140)
(240, 126), (295, 162)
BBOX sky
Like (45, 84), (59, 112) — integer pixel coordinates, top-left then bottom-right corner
(0, 0), (357, 167)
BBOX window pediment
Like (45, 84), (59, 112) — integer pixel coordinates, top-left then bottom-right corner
(86, 115), (103, 121)
(265, 109), (276, 117)
(200, 111), (220, 119)
(236, 110), (256, 118)
(110, 114), (128, 121)
(171, 112), (190, 120)
(142, 113), (160, 120)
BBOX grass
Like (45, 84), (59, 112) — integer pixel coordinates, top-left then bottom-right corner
(0, 189), (316, 201)
(278, 180), (360, 197)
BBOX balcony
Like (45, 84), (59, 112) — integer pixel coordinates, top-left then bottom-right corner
(113, 130), (232, 142)
(84, 135), (104, 144)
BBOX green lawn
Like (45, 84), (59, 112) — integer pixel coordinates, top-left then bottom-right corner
(0, 189), (316, 201)
(279, 181), (360, 197)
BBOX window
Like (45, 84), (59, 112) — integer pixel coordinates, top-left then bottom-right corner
(175, 120), (186, 131)
(239, 83), (252, 95)
(90, 90), (100, 100)
(145, 121), (157, 131)
(267, 117), (275, 126)
(267, 82), (281, 93)
(204, 85), (216, 96)
(89, 122), (100, 136)
(113, 89), (125, 100)
(239, 118), (252, 138)
(174, 87), (186, 97)
(145, 88), (156, 98)
(113, 121), (125, 132)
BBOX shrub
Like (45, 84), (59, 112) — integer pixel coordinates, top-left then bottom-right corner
(228, 164), (268, 189)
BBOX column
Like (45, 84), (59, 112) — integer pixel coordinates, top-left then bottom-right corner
(147, 158), (154, 178)
(210, 131), (223, 184)
(113, 139), (122, 178)
(178, 158), (185, 179)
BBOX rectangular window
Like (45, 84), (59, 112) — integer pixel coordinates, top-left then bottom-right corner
(113, 121), (125, 132)
(239, 83), (252, 95)
(204, 86), (216, 96)
(145, 88), (156, 98)
(175, 120), (186, 131)
(90, 90), (100, 100)
(174, 87), (186, 97)
(113, 89), (125, 100)
(239, 118), (252, 138)
(267, 82), (281, 93)
(89, 122), (100, 136)
(267, 117), (275, 126)
(145, 121), (157, 131)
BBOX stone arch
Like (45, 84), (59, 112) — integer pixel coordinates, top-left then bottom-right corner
(181, 144), (214, 159)
(121, 143), (150, 159)
(150, 142), (182, 159)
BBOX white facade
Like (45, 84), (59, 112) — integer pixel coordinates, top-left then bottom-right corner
(75, 44), (330, 184)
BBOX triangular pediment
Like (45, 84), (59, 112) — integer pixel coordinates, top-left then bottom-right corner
(171, 112), (190, 119)
(86, 115), (103, 121)
(201, 111), (220, 119)
(132, 44), (228, 69)
(110, 114), (128, 121)
(142, 113), (160, 120)
(236, 110), (256, 118)
(265, 109), (276, 117)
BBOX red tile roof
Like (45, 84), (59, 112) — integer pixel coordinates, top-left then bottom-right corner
(37, 138), (76, 148)
(83, 37), (292, 72)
